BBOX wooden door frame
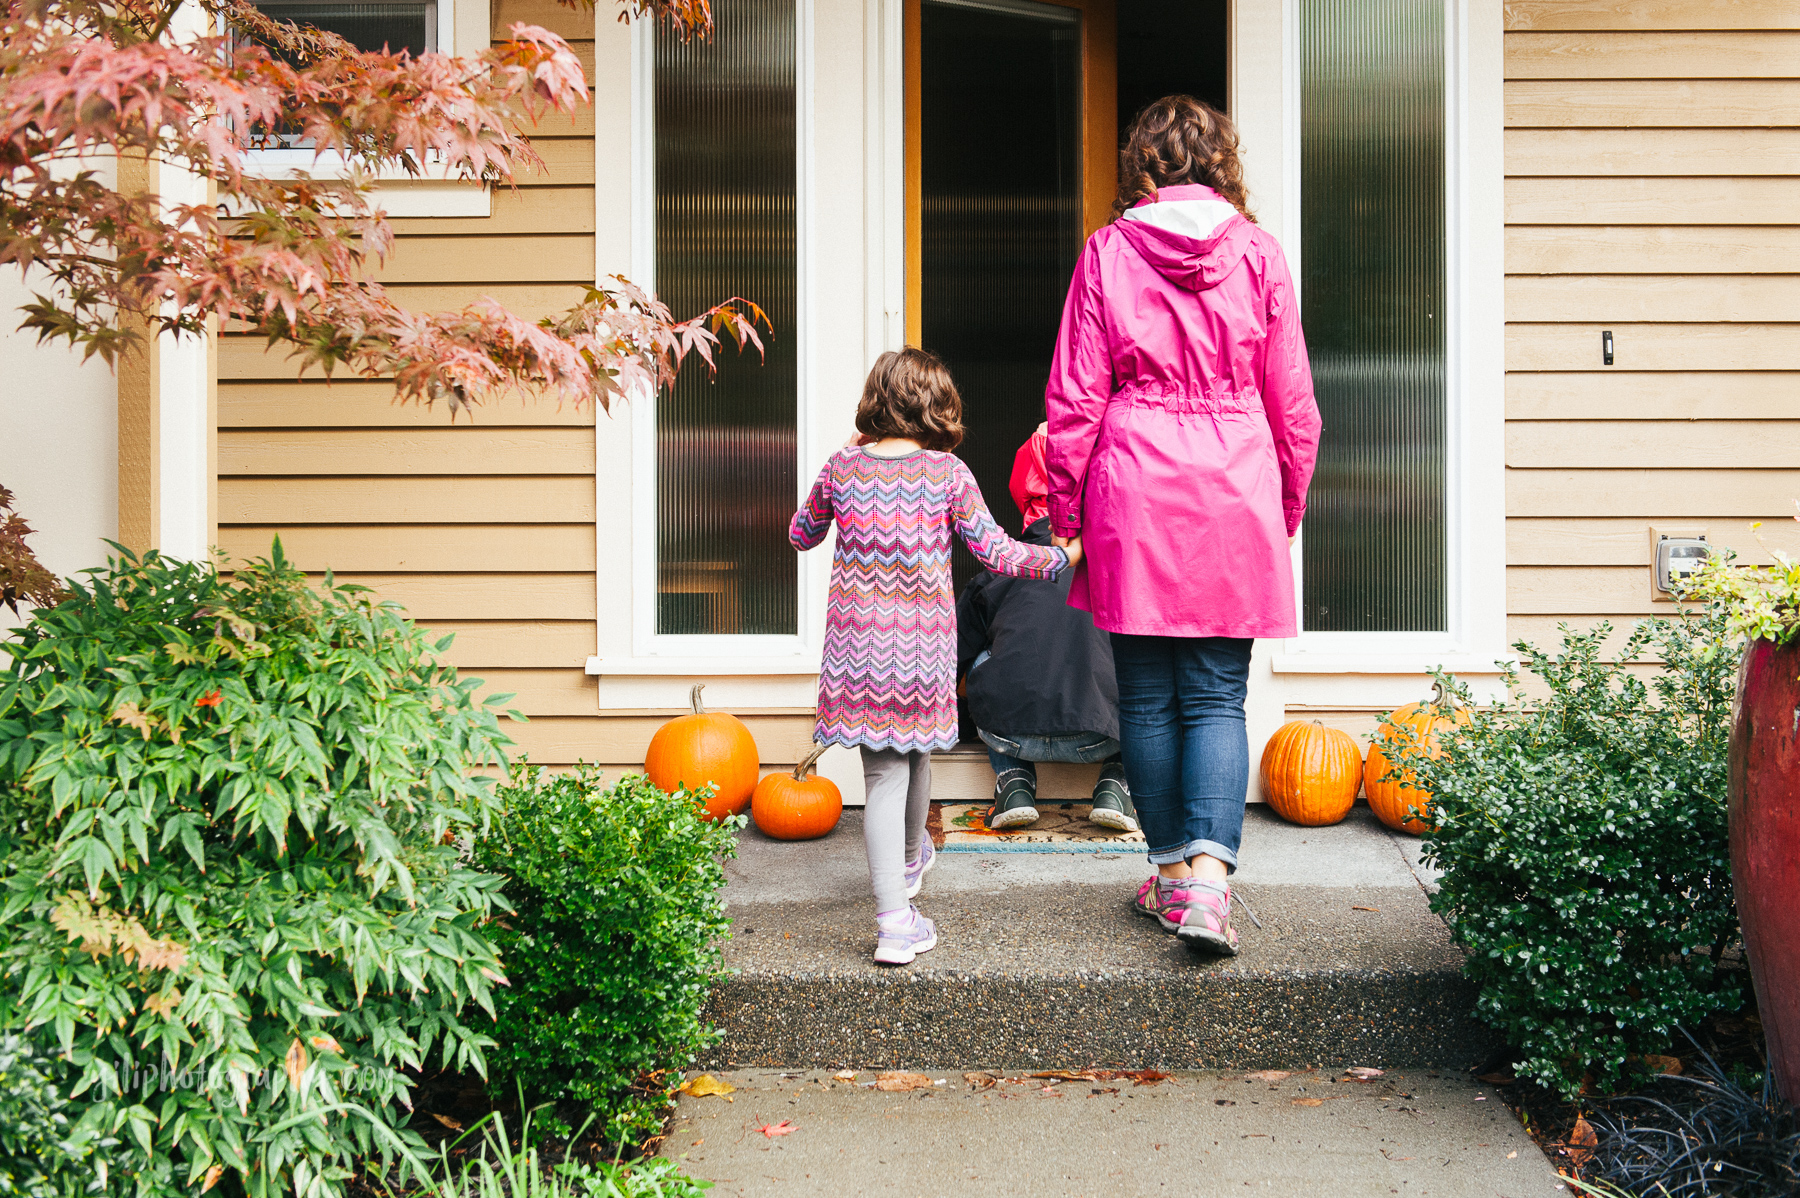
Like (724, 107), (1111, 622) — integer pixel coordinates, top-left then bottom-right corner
(902, 0), (1117, 346)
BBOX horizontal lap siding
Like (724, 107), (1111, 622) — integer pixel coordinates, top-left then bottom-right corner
(1503, 2), (1800, 660)
(218, 0), (625, 769)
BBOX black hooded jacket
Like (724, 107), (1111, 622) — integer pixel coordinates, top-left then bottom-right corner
(955, 517), (1119, 741)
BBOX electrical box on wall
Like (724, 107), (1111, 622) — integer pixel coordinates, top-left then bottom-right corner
(1650, 528), (1711, 600)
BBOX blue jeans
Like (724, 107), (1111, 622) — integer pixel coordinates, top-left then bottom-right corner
(1109, 633), (1253, 871)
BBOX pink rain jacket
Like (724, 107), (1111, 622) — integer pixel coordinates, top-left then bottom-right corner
(1046, 184), (1321, 639)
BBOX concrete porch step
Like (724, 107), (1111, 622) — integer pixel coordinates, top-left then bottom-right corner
(704, 806), (1498, 1073)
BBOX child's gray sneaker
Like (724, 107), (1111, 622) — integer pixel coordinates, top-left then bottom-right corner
(873, 906), (938, 966)
(985, 770), (1039, 830)
(1087, 765), (1138, 832)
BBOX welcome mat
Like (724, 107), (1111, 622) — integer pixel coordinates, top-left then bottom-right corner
(929, 802), (1146, 853)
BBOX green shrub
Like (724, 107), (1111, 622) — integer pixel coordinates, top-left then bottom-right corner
(0, 546), (516, 1198)
(0, 1032), (114, 1198)
(1410, 615), (1741, 1099)
(475, 765), (737, 1145)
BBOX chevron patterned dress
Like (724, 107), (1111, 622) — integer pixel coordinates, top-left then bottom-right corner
(791, 447), (1069, 752)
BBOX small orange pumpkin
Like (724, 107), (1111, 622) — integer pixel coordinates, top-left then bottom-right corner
(1260, 719), (1362, 826)
(645, 684), (760, 821)
(1364, 681), (1471, 834)
(751, 743), (843, 840)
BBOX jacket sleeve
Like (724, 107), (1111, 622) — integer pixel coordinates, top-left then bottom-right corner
(1259, 246), (1321, 537)
(951, 460), (1068, 580)
(789, 457), (834, 550)
(1044, 241), (1111, 539)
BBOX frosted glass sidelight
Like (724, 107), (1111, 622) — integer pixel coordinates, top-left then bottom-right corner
(920, 0), (1081, 586)
(654, 0), (798, 636)
(1299, 0), (1446, 632)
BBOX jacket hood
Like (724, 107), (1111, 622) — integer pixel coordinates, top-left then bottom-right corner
(1113, 184), (1252, 292)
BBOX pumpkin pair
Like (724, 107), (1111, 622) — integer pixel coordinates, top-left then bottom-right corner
(644, 685), (842, 839)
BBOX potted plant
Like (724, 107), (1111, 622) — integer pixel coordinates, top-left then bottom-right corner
(1688, 539), (1800, 1102)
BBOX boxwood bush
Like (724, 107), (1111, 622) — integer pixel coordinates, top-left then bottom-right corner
(0, 546), (516, 1198)
(474, 764), (737, 1146)
(1410, 614), (1741, 1098)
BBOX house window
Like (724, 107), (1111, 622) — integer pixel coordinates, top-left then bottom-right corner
(249, 0), (437, 58)
(652, 0), (799, 637)
(1298, 0), (1446, 633)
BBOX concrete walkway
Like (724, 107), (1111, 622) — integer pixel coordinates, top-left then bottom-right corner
(661, 1066), (1566, 1197)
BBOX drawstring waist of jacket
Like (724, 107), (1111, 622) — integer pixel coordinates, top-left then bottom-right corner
(1113, 386), (1264, 416)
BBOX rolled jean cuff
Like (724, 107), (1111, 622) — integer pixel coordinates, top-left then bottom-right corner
(1146, 837), (1240, 873)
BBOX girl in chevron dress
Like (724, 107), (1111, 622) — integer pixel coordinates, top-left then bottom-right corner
(790, 348), (1082, 965)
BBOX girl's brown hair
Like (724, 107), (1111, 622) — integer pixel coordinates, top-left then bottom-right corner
(1112, 95), (1255, 224)
(855, 347), (965, 452)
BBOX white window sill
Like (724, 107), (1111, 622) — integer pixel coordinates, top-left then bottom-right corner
(586, 656), (821, 677)
(240, 150), (491, 218)
(1269, 651), (1516, 675)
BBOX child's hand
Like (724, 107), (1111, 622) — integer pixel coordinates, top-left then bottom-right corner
(1058, 536), (1083, 571)
(845, 430), (872, 447)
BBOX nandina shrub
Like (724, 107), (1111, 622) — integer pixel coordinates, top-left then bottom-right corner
(474, 764), (737, 1146)
(0, 546), (516, 1198)
(1411, 614), (1741, 1099)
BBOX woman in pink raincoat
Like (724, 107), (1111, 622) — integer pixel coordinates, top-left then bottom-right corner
(1045, 95), (1320, 955)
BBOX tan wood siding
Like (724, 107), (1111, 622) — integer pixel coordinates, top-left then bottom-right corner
(1503, 4), (1799, 655)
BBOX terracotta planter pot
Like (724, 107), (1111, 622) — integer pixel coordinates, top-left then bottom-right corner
(1727, 636), (1800, 1103)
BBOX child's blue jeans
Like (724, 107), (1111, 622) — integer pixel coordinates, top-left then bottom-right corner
(1109, 633), (1253, 871)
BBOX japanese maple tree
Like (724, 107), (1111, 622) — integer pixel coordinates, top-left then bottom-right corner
(0, 0), (758, 595)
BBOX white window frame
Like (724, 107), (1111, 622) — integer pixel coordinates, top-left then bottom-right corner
(238, 0), (493, 217)
(1272, 0), (1508, 676)
(619, 0), (820, 669)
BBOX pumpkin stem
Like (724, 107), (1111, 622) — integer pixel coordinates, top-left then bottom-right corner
(690, 683), (706, 715)
(793, 742), (829, 780)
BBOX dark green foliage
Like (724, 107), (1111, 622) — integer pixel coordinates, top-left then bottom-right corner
(0, 1032), (114, 1198)
(0, 545), (516, 1198)
(1412, 615), (1741, 1099)
(475, 765), (737, 1145)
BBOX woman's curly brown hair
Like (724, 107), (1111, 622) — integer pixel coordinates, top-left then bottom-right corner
(855, 347), (964, 452)
(1112, 95), (1255, 224)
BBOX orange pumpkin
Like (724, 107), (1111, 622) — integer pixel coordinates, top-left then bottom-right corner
(1260, 719), (1362, 826)
(1364, 681), (1471, 834)
(751, 743), (843, 840)
(645, 684), (760, 822)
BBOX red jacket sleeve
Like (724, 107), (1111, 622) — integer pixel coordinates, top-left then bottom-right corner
(1259, 247), (1320, 536)
(1044, 241), (1111, 539)
(1007, 423), (1049, 532)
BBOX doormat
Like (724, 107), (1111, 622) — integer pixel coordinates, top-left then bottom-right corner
(929, 802), (1146, 853)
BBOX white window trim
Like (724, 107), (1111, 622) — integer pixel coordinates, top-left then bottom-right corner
(1272, 0), (1507, 676)
(238, 0), (492, 217)
(609, 0), (820, 674)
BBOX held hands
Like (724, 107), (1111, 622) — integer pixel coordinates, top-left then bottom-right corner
(1052, 533), (1083, 572)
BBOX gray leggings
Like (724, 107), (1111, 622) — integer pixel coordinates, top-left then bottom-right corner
(860, 746), (932, 913)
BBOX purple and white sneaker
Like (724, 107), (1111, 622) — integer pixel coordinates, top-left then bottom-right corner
(1131, 876), (1240, 956)
(873, 906), (938, 966)
(904, 838), (936, 899)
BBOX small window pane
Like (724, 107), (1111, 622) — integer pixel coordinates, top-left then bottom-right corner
(1299, 0), (1446, 632)
(251, 1), (435, 56)
(654, 0), (798, 636)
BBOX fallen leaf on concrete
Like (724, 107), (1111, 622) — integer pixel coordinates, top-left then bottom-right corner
(428, 1113), (462, 1130)
(1091, 1087), (1119, 1096)
(874, 1072), (935, 1092)
(1032, 1070), (1098, 1081)
(1566, 1116), (1597, 1167)
(756, 1120), (796, 1138)
(1345, 1067), (1385, 1079)
(1243, 1070), (1290, 1083)
(1351, 905), (1381, 912)
(834, 1070), (856, 1082)
(1292, 1097), (1324, 1107)
(964, 1071), (999, 1091)
(680, 1075), (736, 1097)
(1506, 1151), (1517, 1159)
(1037, 1086), (1063, 1097)
(1124, 1069), (1172, 1087)
(1477, 1072), (1516, 1085)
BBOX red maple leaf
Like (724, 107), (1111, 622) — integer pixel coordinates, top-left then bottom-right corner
(756, 1120), (796, 1138)
(196, 690), (222, 708)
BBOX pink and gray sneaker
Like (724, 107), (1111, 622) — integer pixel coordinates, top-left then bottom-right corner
(874, 905), (938, 966)
(1132, 875), (1240, 956)
(904, 837), (936, 899)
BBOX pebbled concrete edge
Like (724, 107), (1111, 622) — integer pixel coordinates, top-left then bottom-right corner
(702, 969), (1499, 1072)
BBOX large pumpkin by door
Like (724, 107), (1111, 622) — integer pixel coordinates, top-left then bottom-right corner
(1260, 719), (1361, 826)
(752, 743), (843, 840)
(645, 684), (760, 822)
(1364, 682), (1470, 834)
